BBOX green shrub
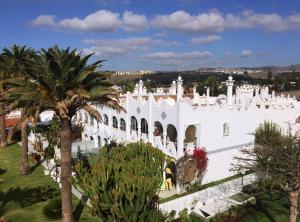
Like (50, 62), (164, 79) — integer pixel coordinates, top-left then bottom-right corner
(43, 198), (62, 220)
(75, 142), (166, 222)
(242, 179), (281, 195)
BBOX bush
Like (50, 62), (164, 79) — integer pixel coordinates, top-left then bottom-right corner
(75, 142), (166, 222)
(242, 179), (281, 195)
(209, 202), (254, 222)
(43, 198), (62, 220)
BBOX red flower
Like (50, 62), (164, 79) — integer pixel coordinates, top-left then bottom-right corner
(192, 147), (208, 173)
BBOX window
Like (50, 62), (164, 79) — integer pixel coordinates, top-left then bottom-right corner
(90, 116), (94, 126)
(131, 116), (138, 131)
(141, 118), (148, 134)
(112, 116), (118, 129)
(78, 112), (82, 122)
(120, 118), (126, 131)
(84, 113), (88, 124)
(103, 114), (108, 125)
(223, 123), (229, 137)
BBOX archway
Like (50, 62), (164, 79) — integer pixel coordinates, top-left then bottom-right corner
(154, 121), (163, 138)
(141, 118), (148, 134)
(112, 116), (118, 129)
(185, 125), (196, 143)
(84, 113), (89, 124)
(78, 112), (82, 122)
(97, 136), (101, 147)
(120, 118), (126, 131)
(131, 116), (138, 131)
(167, 124), (177, 143)
(103, 114), (108, 125)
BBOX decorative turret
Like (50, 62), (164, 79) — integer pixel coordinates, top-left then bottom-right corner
(176, 76), (183, 102)
(226, 75), (234, 106)
(206, 87), (210, 97)
(133, 80), (147, 95)
(169, 80), (177, 95)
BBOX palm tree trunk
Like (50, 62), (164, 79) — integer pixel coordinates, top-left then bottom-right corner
(289, 191), (299, 222)
(20, 109), (30, 175)
(60, 118), (73, 222)
(0, 102), (7, 147)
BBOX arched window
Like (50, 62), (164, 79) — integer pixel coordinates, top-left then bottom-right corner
(84, 113), (88, 124)
(90, 115), (94, 126)
(120, 118), (126, 131)
(154, 121), (163, 138)
(112, 116), (118, 129)
(78, 112), (82, 122)
(131, 116), (138, 131)
(141, 118), (148, 134)
(185, 125), (196, 143)
(167, 124), (177, 143)
(223, 123), (229, 137)
(103, 114), (108, 125)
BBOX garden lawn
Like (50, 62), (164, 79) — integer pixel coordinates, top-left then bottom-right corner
(0, 143), (98, 222)
(241, 191), (300, 222)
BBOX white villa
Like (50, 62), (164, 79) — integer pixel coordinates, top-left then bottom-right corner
(70, 75), (300, 184)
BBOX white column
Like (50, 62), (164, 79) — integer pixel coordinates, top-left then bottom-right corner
(138, 125), (141, 141)
(176, 76), (183, 102)
(126, 92), (130, 140)
(206, 87), (210, 97)
(149, 93), (154, 144)
(163, 128), (167, 150)
(176, 101), (184, 158)
(226, 75), (234, 106)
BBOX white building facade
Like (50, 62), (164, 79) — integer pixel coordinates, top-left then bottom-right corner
(76, 76), (300, 184)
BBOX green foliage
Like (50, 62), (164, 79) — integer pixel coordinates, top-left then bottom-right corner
(41, 115), (60, 160)
(123, 81), (135, 93)
(208, 202), (254, 222)
(254, 121), (283, 147)
(75, 142), (166, 222)
(42, 198), (62, 220)
(178, 208), (192, 222)
(242, 179), (281, 195)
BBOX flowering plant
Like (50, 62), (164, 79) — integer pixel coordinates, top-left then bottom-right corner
(192, 147), (208, 174)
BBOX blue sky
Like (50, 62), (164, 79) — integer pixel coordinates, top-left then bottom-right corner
(1, 0), (300, 71)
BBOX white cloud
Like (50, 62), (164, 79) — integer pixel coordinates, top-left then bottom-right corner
(152, 10), (225, 33)
(151, 10), (300, 33)
(31, 10), (147, 32)
(189, 35), (221, 44)
(59, 10), (121, 32)
(141, 50), (212, 66)
(31, 15), (56, 27)
(143, 51), (212, 59)
(122, 11), (148, 31)
(240, 50), (252, 58)
(31, 9), (300, 34)
(81, 37), (179, 57)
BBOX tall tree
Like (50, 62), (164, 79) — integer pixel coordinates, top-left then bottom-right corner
(1, 45), (36, 174)
(2, 46), (123, 222)
(0, 54), (10, 147)
(233, 122), (300, 222)
(204, 75), (220, 96)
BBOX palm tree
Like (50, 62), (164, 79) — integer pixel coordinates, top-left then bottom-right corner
(1, 45), (36, 175)
(204, 75), (220, 96)
(2, 46), (123, 222)
(0, 54), (10, 147)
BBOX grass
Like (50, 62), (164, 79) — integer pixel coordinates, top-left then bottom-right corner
(160, 174), (242, 203)
(241, 191), (300, 222)
(0, 143), (98, 222)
